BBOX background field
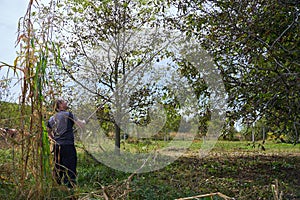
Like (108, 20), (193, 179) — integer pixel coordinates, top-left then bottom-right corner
(1, 137), (299, 199)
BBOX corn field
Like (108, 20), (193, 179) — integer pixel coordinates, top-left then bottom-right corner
(0, 0), (59, 198)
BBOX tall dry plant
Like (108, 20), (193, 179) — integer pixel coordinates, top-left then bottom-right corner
(2, 0), (60, 198)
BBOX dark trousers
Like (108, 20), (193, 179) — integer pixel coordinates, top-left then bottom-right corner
(54, 144), (77, 188)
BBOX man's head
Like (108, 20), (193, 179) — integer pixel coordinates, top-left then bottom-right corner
(55, 98), (68, 112)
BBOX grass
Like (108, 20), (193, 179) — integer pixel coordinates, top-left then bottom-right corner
(190, 140), (300, 153)
(74, 140), (300, 199)
(0, 139), (299, 199)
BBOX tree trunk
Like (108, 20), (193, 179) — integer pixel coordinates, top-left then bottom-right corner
(114, 123), (121, 155)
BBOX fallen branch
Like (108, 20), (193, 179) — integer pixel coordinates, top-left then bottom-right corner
(175, 192), (234, 200)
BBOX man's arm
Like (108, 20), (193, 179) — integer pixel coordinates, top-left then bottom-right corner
(71, 113), (86, 129)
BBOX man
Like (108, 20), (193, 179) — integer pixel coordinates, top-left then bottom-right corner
(47, 98), (85, 188)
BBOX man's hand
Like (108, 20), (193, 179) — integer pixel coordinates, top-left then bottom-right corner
(47, 127), (54, 141)
(76, 119), (86, 129)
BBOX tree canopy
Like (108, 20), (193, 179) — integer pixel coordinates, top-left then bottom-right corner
(170, 0), (299, 142)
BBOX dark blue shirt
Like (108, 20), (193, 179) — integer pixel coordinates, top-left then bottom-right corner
(47, 111), (76, 145)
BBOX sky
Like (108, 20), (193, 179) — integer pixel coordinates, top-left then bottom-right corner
(0, 0), (28, 99)
(0, 0), (28, 64)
